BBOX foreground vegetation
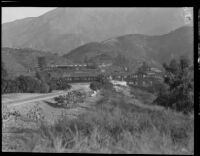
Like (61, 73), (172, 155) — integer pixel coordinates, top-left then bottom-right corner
(3, 88), (194, 154)
(154, 55), (193, 114)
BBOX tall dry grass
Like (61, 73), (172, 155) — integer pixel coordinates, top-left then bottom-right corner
(3, 89), (194, 154)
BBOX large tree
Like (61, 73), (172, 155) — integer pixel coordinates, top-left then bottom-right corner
(154, 55), (193, 114)
(2, 62), (7, 80)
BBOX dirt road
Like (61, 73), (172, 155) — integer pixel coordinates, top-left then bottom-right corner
(2, 83), (90, 108)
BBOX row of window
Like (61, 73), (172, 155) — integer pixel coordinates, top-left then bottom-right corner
(129, 74), (147, 78)
(63, 77), (97, 81)
(109, 74), (160, 81)
(127, 81), (153, 86)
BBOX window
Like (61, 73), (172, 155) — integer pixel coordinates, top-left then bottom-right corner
(75, 77), (80, 80)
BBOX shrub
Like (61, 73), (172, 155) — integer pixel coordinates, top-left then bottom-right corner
(40, 81), (51, 93)
(2, 73), (71, 94)
(16, 75), (43, 93)
(90, 74), (113, 91)
(1, 79), (21, 93)
(2, 75), (51, 94)
(90, 81), (102, 91)
(48, 78), (71, 90)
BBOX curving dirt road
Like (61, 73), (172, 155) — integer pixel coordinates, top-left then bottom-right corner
(2, 83), (90, 108)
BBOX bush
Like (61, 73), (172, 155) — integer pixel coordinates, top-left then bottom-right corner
(16, 75), (44, 93)
(40, 81), (51, 93)
(2, 73), (71, 94)
(2, 75), (51, 94)
(2, 79), (21, 93)
(146, 81), (168, 94)
(90, 81), (102, 91)
(48, 78), (71, 90)
(52, 91), (86, 108)
(90, 74), (113, 91)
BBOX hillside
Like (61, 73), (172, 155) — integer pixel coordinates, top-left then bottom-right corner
(2, 47), (72, 78)
(2, 85), (194, 153)
(2, 8), (189, 55)
(64, 26), (193, 67)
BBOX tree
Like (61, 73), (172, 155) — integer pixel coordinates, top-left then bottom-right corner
(16, 75), (45, 93)
(113, 54), (129, 68)
(154, 55), (193, 114)
(35, 71), (50, 82)
(48, 78), (71, 91)
(40, 82), (50, 93)
(2, 62), (9, 93)
(163, 59), (179, 74)
(138, 62), (150, 72)
(2, 62), (7, 80)
(37, 56), (47, 70)
(94, 74), (113, 90)
(84, 56), (88, 64)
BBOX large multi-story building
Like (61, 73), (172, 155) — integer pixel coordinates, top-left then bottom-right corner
(36, 57), (164, 86)
(126, 63), (164, 87)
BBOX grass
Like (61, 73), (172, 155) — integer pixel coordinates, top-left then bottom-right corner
(2, 89), (194, 154)
(129, 87), (156, 105)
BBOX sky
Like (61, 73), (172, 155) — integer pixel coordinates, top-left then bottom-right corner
(2, 7), (56, 23)
(2, 7), (193, 24)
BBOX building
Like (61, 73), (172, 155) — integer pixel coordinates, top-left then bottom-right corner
(61, 72), (99, 83)
(126, 64), (164, 87)
(45, 64), (92, 72)
(107, 71), (130, 81)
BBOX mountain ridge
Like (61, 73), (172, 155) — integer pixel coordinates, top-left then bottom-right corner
(64, 26), (193, 67)
(2, 7), (189, 54)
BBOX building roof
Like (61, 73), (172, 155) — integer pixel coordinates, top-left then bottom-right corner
(146, 72), (156, 75)
(150, 67), (162, 73)
(49, 64), (87, 68)
(65, 71), (99, 77)
(109, 71), (130, 77)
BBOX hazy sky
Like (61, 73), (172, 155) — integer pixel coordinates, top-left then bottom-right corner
(2, 7), (56, 23)
(2, 7), (193, 24)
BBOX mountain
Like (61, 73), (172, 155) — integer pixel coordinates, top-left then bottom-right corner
(2, 7), (189, 55)
(64, 26), (193, 68)
(2, 47), (71, 78)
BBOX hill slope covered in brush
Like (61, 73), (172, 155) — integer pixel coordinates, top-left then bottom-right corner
(2, 47), (71, 78)
(2, 8), (189, 55)
(64, 26), (193, 66)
